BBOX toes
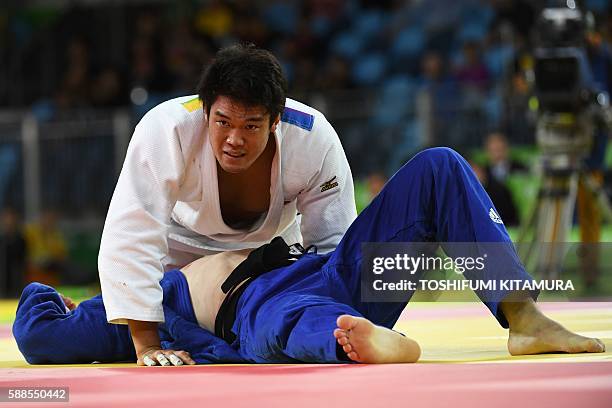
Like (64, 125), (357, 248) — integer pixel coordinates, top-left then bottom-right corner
(573, 338), (606, 353)
(567, 337), (606, 354)
(337, 315), (358, 331)
(347, 351), (360, 362)
(343, 344), (352, 354)
(333, 328), (347, 339)
(592, 339), (606, 353)
(337, 336), (349, 346)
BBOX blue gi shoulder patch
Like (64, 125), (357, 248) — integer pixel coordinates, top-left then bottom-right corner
(281, 107), (314, 131)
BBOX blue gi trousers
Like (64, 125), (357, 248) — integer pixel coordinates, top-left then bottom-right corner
(13, 148), (536, 364)
(232, 147), (536, 363)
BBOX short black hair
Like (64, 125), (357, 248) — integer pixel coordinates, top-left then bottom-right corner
(197, 43), (287, 123)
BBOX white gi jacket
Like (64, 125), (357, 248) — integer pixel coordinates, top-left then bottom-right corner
(98, 95), (357, 324)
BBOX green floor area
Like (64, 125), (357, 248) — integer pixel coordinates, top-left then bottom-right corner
(0, 301), (17, 324)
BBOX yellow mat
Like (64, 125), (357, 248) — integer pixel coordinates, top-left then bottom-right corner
(397, 302), (612, 364)
(1, 301), (610, 368)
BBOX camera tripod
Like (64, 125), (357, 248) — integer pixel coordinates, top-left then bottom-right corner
(517, 113), (612, 279)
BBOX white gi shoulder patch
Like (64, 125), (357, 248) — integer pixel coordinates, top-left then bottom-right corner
(489, 208), (504, 224)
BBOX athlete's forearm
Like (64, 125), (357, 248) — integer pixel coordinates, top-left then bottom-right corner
(128, 320), (161, 358)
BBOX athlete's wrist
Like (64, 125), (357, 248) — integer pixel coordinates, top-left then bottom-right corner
(127, 320), (161, 357)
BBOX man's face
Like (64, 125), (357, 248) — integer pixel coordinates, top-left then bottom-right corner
(486, 134), (508, 164)
(207, 96), (279, 174)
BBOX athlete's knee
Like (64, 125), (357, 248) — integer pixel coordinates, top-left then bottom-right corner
(415, 147), (465, 166)
(394, 147), (463, 181)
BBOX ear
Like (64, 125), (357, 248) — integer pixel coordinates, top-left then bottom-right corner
(270, 114), (281, 133)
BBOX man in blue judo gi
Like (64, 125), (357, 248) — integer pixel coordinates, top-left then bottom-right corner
(12, 148), (605, 365)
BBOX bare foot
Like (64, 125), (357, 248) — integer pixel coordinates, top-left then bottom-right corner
(502, 299), (606, 355)
(333, 315), (420, 363)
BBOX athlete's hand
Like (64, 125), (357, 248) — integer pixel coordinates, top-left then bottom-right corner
(137, 347), (196, 367)
(58, 293), (76, 311)
(128, 320), (196, 367)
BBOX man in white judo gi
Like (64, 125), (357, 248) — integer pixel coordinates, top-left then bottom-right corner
(98, 43), (357, 366)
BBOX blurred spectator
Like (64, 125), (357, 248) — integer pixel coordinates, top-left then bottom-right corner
(455, 40), (490, 91)
(469, 160), (519, 226)
(130, 37), (171, 95)
(576, 21), (612, 289)
(292, 16), (320, 57)
(315, 54), (353, 91)
(0, 207), (26, 297)
(194, 0), (234, 41)
(307, 0), (347, 22)
(91, 67), (125, 107)
(421, 51), (448, 87)
(353, 171), (388, 213)
(162, 22), (202, 93)
(291, 57), (318, 94)
(128, 9), (177, 104)
(262, 1), (300, 36)
(484, 131), (526, 184)
(454, 40), (492, 145)
(55, 37), (92, 109)
(366, 171), (387, 199)
(502, 56), (536, 143)
(24, 209), (68, 286)
(231, 3), (270, 46)
(583, 21), (611, 175)
(418, 51), (460, 146)
(489, 0), (535, 45)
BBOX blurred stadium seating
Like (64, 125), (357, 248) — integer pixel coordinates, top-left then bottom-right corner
(0, 0), (610, 288)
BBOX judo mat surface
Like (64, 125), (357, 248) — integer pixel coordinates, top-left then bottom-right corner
(1, 300), (611, 407)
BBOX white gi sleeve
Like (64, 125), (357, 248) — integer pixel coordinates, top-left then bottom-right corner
(296, 117), (357, 253)
(98, 109), (185, 324)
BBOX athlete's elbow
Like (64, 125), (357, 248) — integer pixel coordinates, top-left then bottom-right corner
(13, 324), (51, 364)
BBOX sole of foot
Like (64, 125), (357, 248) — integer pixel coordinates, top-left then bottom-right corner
(333, 315), (420, 363)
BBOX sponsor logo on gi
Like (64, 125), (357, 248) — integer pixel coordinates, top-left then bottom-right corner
(489, 208), (503, 224)
(320, 176), (339, 193)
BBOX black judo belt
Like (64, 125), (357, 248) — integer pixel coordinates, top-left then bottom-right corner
(214, 237), (316, 343)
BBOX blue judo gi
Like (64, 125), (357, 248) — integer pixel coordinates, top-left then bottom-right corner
(13, 271), (243, 364)
(13, 148), (537, 364)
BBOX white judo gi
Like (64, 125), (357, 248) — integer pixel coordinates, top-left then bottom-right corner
(98, 95), (357, 324)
